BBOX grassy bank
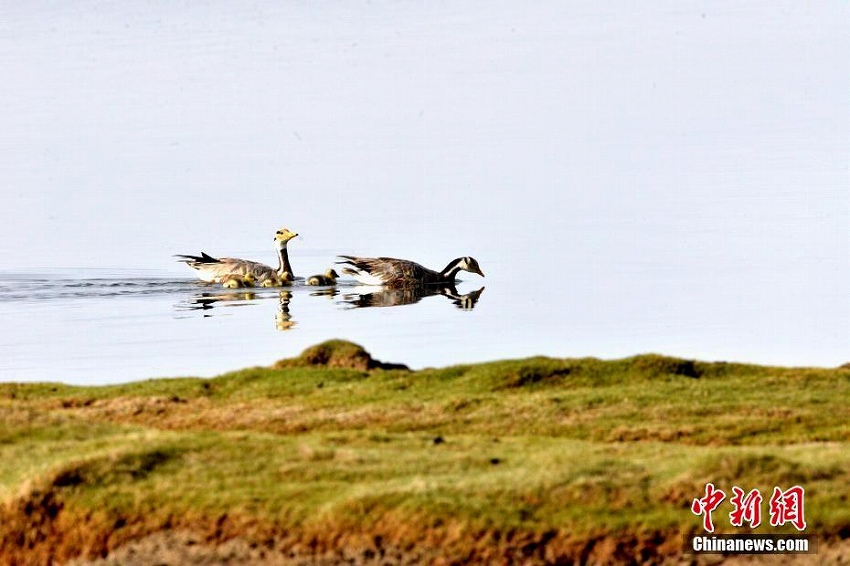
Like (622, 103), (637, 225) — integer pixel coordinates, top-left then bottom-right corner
(1, 341), (849, 564)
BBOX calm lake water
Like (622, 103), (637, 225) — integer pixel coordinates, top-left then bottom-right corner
(2, 219), (848, 385)
(1, 2), (847, 383)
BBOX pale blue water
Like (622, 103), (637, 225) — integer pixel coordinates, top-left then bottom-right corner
(1, 2), (848, 383)
(1, 218), (847, 385)
(0, 263), (491, 383)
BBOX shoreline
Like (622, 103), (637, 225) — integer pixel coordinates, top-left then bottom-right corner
(3, 340), (849, 564)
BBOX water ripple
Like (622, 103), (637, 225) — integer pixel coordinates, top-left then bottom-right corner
(0, 276), (202, 302)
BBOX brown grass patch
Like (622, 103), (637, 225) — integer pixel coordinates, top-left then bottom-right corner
(1, 481), (696, 566)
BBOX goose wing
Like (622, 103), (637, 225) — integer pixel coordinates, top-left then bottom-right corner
(175, 253), (276, 283)
(337, 256), (439, 287)
(344, 285), (445, 308)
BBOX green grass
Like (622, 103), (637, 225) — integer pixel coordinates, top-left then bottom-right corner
(1, 341), (849, 563)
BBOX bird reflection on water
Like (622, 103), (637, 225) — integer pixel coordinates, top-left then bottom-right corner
(179, 288), (298, 330)
(309, 287), (339, 299)
(178, 290), (258, 312)
(177, 282), (484, 330)
(340, 285), (485, 311)
(275, 289), (296, 331)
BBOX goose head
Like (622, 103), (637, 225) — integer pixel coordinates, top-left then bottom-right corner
(274, 228), (298, 248)
(458, 256), (485, 278)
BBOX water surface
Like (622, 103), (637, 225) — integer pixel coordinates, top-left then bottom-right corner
(0, 2), (847, 383)
(1, 225), (847, 385)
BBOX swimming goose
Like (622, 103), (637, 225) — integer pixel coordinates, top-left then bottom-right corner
(221, 273), (256, 289)
(306, 269), (339, 286)
(336, 256), (484, 288)
(176, 228), (297, 283)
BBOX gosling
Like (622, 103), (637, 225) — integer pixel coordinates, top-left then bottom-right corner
(258, 272), (294, 287)
(306, 269), (339, 286)
(221, 273), (256, 289)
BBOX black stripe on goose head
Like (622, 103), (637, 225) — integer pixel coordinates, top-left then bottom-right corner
(441, 257), (485, 280)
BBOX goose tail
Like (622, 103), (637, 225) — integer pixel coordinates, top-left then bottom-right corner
(174, 252), (218, 264)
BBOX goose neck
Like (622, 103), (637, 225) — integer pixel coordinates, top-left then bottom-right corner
(440, 260), (463, 281)
(276, 246), (293, 277)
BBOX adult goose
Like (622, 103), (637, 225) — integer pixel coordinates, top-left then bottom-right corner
(176, 228), (297, 283)
(337, 255), (484, 288)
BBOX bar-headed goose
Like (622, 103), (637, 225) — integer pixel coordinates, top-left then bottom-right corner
(176, 228), (297, 283)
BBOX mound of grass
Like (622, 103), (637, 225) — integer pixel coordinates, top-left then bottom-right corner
(273, 339), (409, 371)
(2, 341), (849, 564)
